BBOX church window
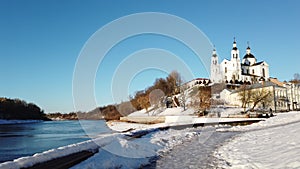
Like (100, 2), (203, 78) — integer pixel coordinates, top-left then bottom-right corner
(225, 67), (227, 73)
(252, 69), (255, 74)
(262, 68), (265, 77)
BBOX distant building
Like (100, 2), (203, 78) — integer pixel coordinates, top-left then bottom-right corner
(218, 81), (300, 112)
(184, 78), (211, 89)
(210, 39), (269, 84)
(284, 82), (300, 110)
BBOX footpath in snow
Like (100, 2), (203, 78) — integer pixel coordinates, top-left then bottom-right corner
(214, 111), (300, 169)
(147, 127), (238, 169)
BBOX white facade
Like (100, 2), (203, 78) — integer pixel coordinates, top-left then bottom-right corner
(219, 83), (284, 112)
(210, 49), (222, 83)
(218, 81), (300, 112)
(210, 39), (270, 84)
(285, 83), (300, 110)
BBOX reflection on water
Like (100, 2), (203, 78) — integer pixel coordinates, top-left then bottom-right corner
(0, 120), (112, 163)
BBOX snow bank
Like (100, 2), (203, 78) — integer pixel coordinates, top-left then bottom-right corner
(217, 111), (300, 132)
(158, 107), (194, 116)
(71, 128), (203, 169)
(0, 119), (42, 125)
(214, 111), (300, 168)
(193, 117), (263, 124)
(127, 108), (149, 117)
(0, 133), (121, 169)
(164, 115), (199, 124)
(209, 107), (244, 118)
(128, 107), (195, 117)
(107, 121), (167, 132)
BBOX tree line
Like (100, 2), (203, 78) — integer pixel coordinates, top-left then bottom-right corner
(0, 97), (49, 120)
(130, 71), (182, 112)
(47, 71), (183, 120)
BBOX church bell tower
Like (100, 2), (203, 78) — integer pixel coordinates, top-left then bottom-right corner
(210, 47), (222, 83)
(230, 38), (242, 81)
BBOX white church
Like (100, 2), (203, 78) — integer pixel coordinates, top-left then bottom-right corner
(210, 39), (270, 84)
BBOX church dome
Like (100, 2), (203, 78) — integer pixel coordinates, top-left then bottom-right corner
(243, 53), (256, 59)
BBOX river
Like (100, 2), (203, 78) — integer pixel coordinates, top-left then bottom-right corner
(0, 120), (112, 163)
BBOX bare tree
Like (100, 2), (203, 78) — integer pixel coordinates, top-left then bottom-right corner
(250, 88), (273, 111)
(199, 86), (211, 111)
(179, 84), (189, 111)
(294, 73), (300, 81)
(167, 70), (182, 95)
(290, 73), (300, 84)
(137, 94), (150, 115)
(188, 86), (201, 113)
(238, 85), (253, 112)
(238, 86), (273, 111)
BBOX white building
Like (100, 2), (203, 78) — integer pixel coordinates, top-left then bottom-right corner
(285, 82), (300, 110)
(211, 39), (270, 84)
(184, 78), (211, 89)
(219, 81), (289, 112)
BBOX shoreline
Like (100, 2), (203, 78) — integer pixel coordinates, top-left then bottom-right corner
(3, 112), (299, 168)
(2, 119), (256, 168)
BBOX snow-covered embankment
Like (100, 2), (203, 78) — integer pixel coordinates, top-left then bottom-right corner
(214, 111), (300, 168)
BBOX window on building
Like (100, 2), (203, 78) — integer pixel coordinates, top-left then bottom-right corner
(225, 76), (227, 80)
(225, 67), (227, 73)
(252, 69), (255, 74)
(233, 54), (235, 58)
(237, 54), (238, 58)
(262, 68), (265, 77)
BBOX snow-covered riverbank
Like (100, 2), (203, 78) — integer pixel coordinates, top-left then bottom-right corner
(1, 111), (299, 169)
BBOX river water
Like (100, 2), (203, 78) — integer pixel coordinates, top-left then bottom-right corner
(0, 120), (112, 163)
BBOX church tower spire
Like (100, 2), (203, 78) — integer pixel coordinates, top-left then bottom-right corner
(232, 37), (237, 50)
(211, 45), (218, 65)
(231, 37), (240, 60)
(246, 41), (251, 54)
(212, 45), (217, 57)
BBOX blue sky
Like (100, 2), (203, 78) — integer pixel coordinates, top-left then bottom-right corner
(0, 0), (299, 113)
